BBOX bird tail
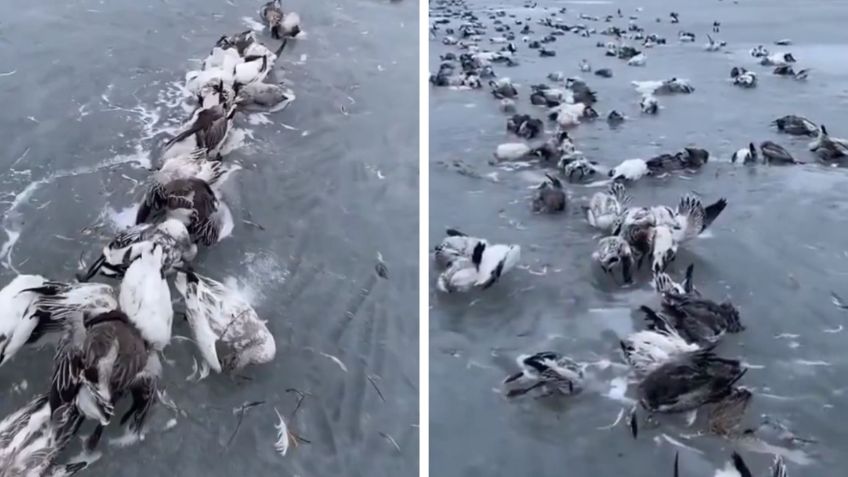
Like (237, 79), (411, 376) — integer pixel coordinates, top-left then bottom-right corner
(703, 198), (728, 231)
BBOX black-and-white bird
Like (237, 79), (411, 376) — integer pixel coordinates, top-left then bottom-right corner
(503, 351), (584, 397)
(809, 124), (848, 160)
(731, 143), (758, 164)
(660, 293), (745, 345)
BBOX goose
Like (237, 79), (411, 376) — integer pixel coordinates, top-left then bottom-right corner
(436, 255), (482, 294)
(232, 41), (286, 87)
(260, 1), (302, 39)
(174, 271), (275, 373)
(196, 78), (237, 108)
(578, 59), (591, 72)
(532, 174), (566, 213)
(562, 157), (602, 181)
(647, 195), (728, 270)
(627, 52), (647, 66)
(135, 178), (233, 246)
(506, 114), (543, 139)
(119, 242), (174, 351)
(660, 293), (744, 345)
(162, 102), (238, 160)
(638, 350), (746, 413)
(609, 158), (649, 180)
(760, 52), (796, 66)
(0, 274), (53, 366)
(587, 182), (630, 232)
(490, 77), (518, 98)
(621, 306), (700, 376)
(731, 143), (758, 164)
(733, 71), (757, 88)
(503, 352), (584, 397)
(49, 308), (162, 450)
(493, 142), (532, 162)
(236, 81), (296, 112)
(0, 395), (91, 477)
(593, 236), (635, 283)
(77, 218), (196, 282)
(808, 124), (848, 160)
(678, 31), (695, 42)
(433, 228), (486, 269)
(677, 147), (710, 169)
(152, 149), (240, 193)
(771, 115), (818, 136)
(750, 45), (769, 58)
(708, 387), (753, 436)
(653, 263), (696, 296)
(640, 94), (659, 114)
(474, 241), (521, 289)
(760, 141), (801, 164)
(704, 34), (723, 52)
(532, 131), (576, 163)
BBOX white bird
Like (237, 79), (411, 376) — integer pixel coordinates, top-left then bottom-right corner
(704, 34), (723, 52)
(640, 94), (659, 114)
(475, 242), (521, 289)
(550, 102), (590, 128)
(119, 243), (174, 351)
(77, 218), (197, 282)
(493, 142), (531, 161)
(621, 306), (700, 376)
(760, 52), (796, 66)
(433, 229), (486, 269)
(0, 395), (93, 477)
(733, 71), (757, 88)
(627, 53), (646, 66)
(503, 352), (584, 397)
(174, 271), (276, 373)
(731, 143), (758, 164)
(153, 149), (241, 193)
(0, 274), (55, 366)
(436, 257), (482, 294)
(436, 240), (520, 292)
(587, 182), (630, 232)
(679, 31), (695, 42)
(609, 158), (648, 181)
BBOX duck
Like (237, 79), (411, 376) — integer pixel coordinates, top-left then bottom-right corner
(433, 228), (486, 269)
(593, 236), (635, 283)
(587, 182), (630, 232)
(135, 178), (234, 246)
(174, 271), (275, 373)
(236, 81), (296, 112)
(609, 158), (649, 181)
(162, 102), (239, 160)
(503, 352), (584, 397)
(77, 218), (196, 282)
(638, 350), (747, 413)
(760, 141), (801, 164)
(621, 306), (700, 377)
(808, 124), (848, 160)
(49, 308), (161, 450)
(578, 59), (592, 72)
(0, 274), (52, 366)
(0, 394), (91, 477)
(760, 52), (796, 66)
(493, 142), (532, 162)
(489, 77), (518, 98)
(640, 94), (659, 114)
(660, 293), (744, 345)
(627, 52), (647, 66)
(772, 115), (818, 136)
(731, 143), (758, 164)
(532, 174), (566, 213)
(733, 71), (757, 88)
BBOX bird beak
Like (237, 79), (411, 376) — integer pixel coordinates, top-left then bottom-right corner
(77, 254), (105, 282)
(503, 371), (524, 384)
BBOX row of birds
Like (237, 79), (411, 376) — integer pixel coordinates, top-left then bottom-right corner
(0, 2), (302, 475)
(430, 1), (813, 476)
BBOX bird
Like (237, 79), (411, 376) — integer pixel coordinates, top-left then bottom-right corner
(236, 81), (296, 112)
(503, 351), (584, 397)
(647, 195), (728, 271)
(760, 141), (801, 164)
(77, 218), (196, 282)
(653, 263), (697, 296)
(760, 52), (796, 66)
(731, 143), (758, 164)
(493, 142), (531, 161)
(433, 228), (486, 269)
(578, 59), (592, 72)
(22, 281), (118, 330)
(489, 77), (518, 98)
(621, 306), (700, 376)
(435, 255), (481, 294)
(260, 1), (286, 39)
(708, 387), (753, 436)
(704, 34), (723, 51)
(146, 148), (241, 209)
(0, 274), (53, 366)
(609, 158), (649, 180)
(0, 394), (90, 477)
(532, 174), (566, 213)
(162, 102), (238, 160)
(660, 292), (745, 345)
(733, 71), (757, 88)
(135, 178), (234, 246)
(678, 31), (695, 42)
(809, 124), (848, 160)
(118, 242), (174, 352)
(772, 115), (818, 136)
(627, 52), (647, 66)
(474, 241), (521, 289)
(638, 350), (747, 413)
(593, 236), (635, 284)
(586, 182), (630, 232)
(640, 94), (659, 114)
(174, 270), (276, 373)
